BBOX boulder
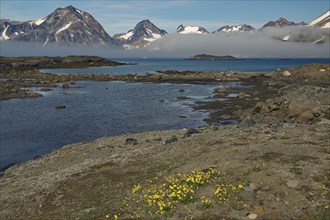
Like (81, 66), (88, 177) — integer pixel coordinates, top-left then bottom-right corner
(253, 102), (268, 114)
(55, 104), (66, 109)
(238, 92), (245, 98)
(183, 128), (199, 138)
(283, 71), (291, 77)
(296, 110), (314, 123)
(62, 83), (70, 88)
(176, 96), (190, 100)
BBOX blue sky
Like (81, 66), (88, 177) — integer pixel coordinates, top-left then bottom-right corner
(1, 0), (329, 36)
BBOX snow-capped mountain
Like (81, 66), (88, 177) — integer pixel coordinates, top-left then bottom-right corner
(176, 25), (209, 34)
(261, 18), (305, 29)
(113, 20), (167, 48)
(0, 5), (117, 47)
(306, 10), (330, 28)
(215, 24), (256, 33)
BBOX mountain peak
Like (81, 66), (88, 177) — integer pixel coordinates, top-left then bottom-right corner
(216, 24), (256, 33)
(113, 19), (167, 48)
(176, 24), (184, 32)
(0, 5), (117, 47)
(261, 17), (304, 29)
(176, 25), (209, 34)
(65, 5), (76, 10)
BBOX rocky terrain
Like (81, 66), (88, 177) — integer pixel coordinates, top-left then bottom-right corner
(0, 60), (329, 219)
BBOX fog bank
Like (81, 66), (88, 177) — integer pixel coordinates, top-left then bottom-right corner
(1, 27), (329, 58)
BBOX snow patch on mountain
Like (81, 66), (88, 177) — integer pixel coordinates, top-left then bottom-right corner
(34, 17), (46, 26)
(56, 22), (73, 35)
(322, 22), (330, 28)
(307, 11), (330, 28)
(119, 30), (133, 40)
(1, 26), (10, 40)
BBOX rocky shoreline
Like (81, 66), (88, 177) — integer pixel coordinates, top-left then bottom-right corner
(0, 61), (329, 219)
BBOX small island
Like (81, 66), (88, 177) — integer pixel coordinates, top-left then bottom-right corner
(186, 54), (238, 60)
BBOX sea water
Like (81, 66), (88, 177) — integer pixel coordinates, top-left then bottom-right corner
(41, 58), (330, 75)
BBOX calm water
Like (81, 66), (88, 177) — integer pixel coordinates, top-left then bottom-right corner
(2, 58), (329, 171)
(41, 58), (330, 75)
(0, 80), (242, 170)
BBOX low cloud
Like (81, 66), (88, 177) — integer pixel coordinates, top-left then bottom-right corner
(146, 27), (330, 58)
(1, 27), (329, 58)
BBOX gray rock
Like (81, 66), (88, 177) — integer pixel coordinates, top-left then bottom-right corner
(241, 119), (255, 127)
(296, 110), (314, 123)
(249, 183), (258, 191)
(183, 128), (199, 138)
(176, 96), (190, 100)
(62, 83), (70, 88)
(253, 102), (268, 114)
(39, 88), (52, 91)
(239, 91), (246, 98)
(55, 104), (66, 109)
(164, 136), (178, 144)
(125, 138), (138, 145)
(317, 118), (330, 125)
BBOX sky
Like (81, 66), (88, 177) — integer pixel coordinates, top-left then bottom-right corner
(1, 0), (329, 36)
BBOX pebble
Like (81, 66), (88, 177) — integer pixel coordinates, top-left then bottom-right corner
(248, 213), (258, 219)
(249, 183), (258, 191)
(286, 180), (299, 188)
(319, 69), (326, 72)
(255, 206), (264, 215)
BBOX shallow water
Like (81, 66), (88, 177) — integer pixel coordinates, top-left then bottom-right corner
(0, 80), (242, 170)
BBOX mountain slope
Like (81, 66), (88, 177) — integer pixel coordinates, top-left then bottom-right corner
(306, 10), (330, 28)
(113, 20), (167, 48)
(176, 25), (209, 34)
(0, 5), (117, 47)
